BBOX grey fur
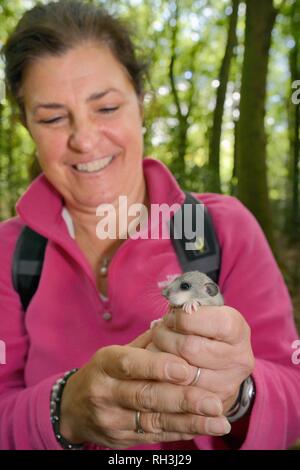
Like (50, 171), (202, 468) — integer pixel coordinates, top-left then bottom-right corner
(162, 271), (224, 314)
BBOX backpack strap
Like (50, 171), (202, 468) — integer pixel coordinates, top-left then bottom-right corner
(169, 192), (221, 283)
(12, 226), (48, 311)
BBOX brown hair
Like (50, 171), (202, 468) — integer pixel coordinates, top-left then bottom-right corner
(2, 0), (148, 123)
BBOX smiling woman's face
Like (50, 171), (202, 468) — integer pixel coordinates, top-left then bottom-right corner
(21, 42), (145, 211)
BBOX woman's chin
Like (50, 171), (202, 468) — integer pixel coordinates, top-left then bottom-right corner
(69, 190), (121, 212)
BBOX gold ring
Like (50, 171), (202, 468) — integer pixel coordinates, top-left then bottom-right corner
(190, 367), (201, 386)
(135, 411), (145, 434)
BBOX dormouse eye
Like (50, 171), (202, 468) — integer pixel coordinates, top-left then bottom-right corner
(180, 282), (191, 291)
(205, 282), (219, 297)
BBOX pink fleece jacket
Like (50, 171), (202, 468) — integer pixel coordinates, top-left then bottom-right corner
(0, 158), (300, 450)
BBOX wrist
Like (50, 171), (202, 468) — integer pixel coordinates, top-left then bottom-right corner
(60, 384), (84, 445)
(50, 369), (85, 449)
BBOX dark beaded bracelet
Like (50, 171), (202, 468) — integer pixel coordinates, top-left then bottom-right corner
(50, 368), (84, 450)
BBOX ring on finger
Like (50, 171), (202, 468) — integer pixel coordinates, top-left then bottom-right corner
(189, 367), (201, 386)
(135, 410), (145, 434)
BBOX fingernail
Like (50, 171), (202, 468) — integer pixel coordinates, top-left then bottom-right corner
(202, 398), (223, 416)
(206, 417), (231, 436)
(166, 363), (189, 381)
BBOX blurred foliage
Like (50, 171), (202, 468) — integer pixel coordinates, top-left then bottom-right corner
(0, 0), (299, 312)
(1, 1), (298, 219)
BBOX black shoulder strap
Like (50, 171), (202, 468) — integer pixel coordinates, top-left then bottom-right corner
(169, 192), (221, 283)
(12, 226), (48, 312)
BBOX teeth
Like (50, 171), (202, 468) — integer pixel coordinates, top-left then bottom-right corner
(75, 155), (114, 173)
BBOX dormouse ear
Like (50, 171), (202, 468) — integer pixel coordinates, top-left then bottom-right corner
(204, 282), (219, 297)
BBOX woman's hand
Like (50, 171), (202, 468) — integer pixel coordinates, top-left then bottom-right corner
(151, 307), (255, 414)
(59, 330), (231, 449)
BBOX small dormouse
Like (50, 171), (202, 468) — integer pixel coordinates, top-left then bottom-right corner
(162, 271), (224, 314)
(150, 271), (224, 331)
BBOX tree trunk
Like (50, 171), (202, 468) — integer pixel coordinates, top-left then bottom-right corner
(293, 101), (300, 229)
(237, 0), (277, 248)
(168, 0), (187, 183)
(286, 0), (300, 239)
(208, 0), (240, 193)
(230, 117), (239, 196)
(168, 0), (198, 187)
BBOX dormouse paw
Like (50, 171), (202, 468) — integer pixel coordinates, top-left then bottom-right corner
(183, 300), (200, 314)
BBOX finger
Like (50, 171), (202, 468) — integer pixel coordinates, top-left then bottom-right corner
(163, 306), (246, 345)
(105, 430), (198, 447)
(87, 407), (229, 448)
(146, 342), (161, 352)
(120, 430), (198, 446)
(114, 380), (223, 416)
(99, 345), (197, 384)
(129, 329), (153, 348)
(96, 405), (222, 433)
(191, 368), (243, 403)
(139, 412), (231, 437)
(88, 407), (198, 448)
(153, 322), (233, 369)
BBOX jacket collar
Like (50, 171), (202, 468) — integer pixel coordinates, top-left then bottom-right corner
(16, 158), (185, 284)
(16, 157), (185, 241)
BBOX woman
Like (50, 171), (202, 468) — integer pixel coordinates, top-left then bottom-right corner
(0, 0), (299, 450)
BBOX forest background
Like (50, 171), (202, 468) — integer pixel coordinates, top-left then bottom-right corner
(0, 0), (300, 446)
(1, 0), (300, 332)
(2, 0), (299, 322)
(0, 0), (300, 348)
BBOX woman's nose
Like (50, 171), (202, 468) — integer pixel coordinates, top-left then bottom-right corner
(69, 122), (99, 153)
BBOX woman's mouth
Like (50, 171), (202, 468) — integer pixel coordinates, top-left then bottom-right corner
(72, 155), (115, 173)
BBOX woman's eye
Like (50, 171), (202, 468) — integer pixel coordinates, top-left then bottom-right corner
(98, 106), (119, 114)
(38, 107), (119, 124)
(39, 117), (63, 124)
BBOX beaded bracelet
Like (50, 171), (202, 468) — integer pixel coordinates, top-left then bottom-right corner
(50, 368), (84, 450)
